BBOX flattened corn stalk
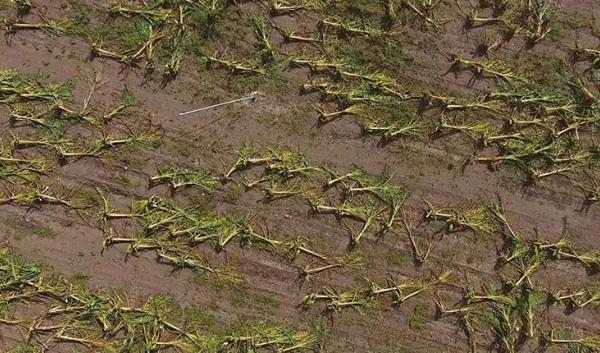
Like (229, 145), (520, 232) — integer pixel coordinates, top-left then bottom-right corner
(3, 14), (69, 36)
(549, 285), (600, 310)
(269, 0), (322, 15)
(149, 165), (218, 192)
(320, 17), (388, 37)
(571, 47), (600, 67)
(303, 80), (396, 105)
(307, 195), (385, 246)
(106, 5), (172, 24)
(423, 93), (500, 111)
(302, 271), (451, 311)
(206, 55), (267, 75)
(291, 57), (407, 97)
(362, 114), (426, 141)
(222, 322), (322, 352)
(543, 331), (600, 352)
(457, 3), (510, 29)
(225, 143), (320, 191)
(0, 147), (49, 181)
(325, 166), (410, 228)
(98, 193), (337, 279)
(271, 22), (323, 44)
(295, 252), (363, 283)
(234, 221), (330, 262)
(314, 104), (367, 123)
(0, 69), (73, 103)
(523, 0), (556, 44)
(9, 125), (161, 162)
(252, 15), (275, 63)
(0, 245), (325, 352)
(525, 164), (574, 185)
(400, 215), (432, 264)
(433, 198), (600, 353)
(424, 200), (498, 235)
(223, 142), (268, 179)
(0, 184), (83, 209)
(467, 133), (554, 169)
(431, 114), (490, 141)
(400, 0), (446, 30)
(449, 55), (530, 84)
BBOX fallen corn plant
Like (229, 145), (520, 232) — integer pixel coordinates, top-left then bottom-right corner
(400, 213), (432, 264)
(361, 112), (426, 141)
(0, 245), (326, 352)
(575, 174), (600, 211)
(224, 143), (321, 192)
(466, 131), (554, 170)
(9, 124), (161, 163)
(0, 69), (72, 103)
(302, 270), (451, 311)
(247, 146), (321, 188)
(430, 114), (490, 141)
(307, 193), (386, 246)
(448, 55), (530, 85)
(423, 199), (498, 235)
(3, 13), (71, 36)
(295, 252), (364, 283)
(206, 54), (267, 75)
(252, 15), (276, 64)
(549, 284), (600, 311)
(0, 184), (89, 210)
(542, 330), (600, 352)
(433, 198), (600, 352)
(423, 92), (501, 111)
(269, 0), (323, 15)
(457, 1), (511, 30)
(149, 165), (218, 192)
(98, 192), (336, 280)
(222, 321), (325, 352)
(523, 0), (556, 44)
(271, 22), (323, 44)
(399, 0), (447, 30)
(223, 142), (271, 179)
(571, 46), (600, 68)
(320, 17), (388, 37)
(325, 165), (410, 229)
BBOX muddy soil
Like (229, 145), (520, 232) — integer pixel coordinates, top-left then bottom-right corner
(1, 0), (600, 352)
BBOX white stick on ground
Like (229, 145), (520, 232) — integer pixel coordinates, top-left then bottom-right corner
(179, 91), (258, 116)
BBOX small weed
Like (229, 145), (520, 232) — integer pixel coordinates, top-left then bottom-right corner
(212, 275), (227, 292)
(255, 294), (279, 311)
(72, 272), (89, 284)
(231, 287), (250, 307)
(225, 184), (245, 201)
(6, 219), (57, 240)
(73, 187), (100, 207)
(386, 251), (404, 267)
(184, 308), (218, 330)
(409, 303), (429, 330)
(564, 15), (587, 30)
(112, 172), (131, 188)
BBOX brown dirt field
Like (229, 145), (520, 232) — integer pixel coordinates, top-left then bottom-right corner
(1, 0), (600, 352)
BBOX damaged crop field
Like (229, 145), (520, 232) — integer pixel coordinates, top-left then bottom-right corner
(0, 0), (600, 352)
